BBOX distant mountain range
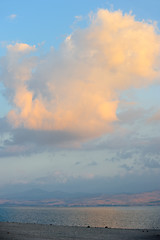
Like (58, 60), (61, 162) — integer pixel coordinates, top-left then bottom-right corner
(0, 189), (160, 207)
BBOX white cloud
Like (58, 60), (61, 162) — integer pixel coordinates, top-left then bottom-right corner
(8, 14), (17, 20)
(75, 15), (82, 21)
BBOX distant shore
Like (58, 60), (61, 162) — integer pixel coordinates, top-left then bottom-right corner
(0, 222), (160, 240)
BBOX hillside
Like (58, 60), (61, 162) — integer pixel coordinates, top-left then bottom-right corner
(0, 190), (160, 207)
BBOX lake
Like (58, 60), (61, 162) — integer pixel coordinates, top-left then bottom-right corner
(0, 206), (160, 229)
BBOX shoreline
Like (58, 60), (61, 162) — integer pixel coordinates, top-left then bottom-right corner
(0, 222), (160, 240)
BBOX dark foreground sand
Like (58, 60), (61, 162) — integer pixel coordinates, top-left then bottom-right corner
(0, 222), (160, 240)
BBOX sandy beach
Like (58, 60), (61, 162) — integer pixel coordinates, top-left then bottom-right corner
(0, 222), (160, 240)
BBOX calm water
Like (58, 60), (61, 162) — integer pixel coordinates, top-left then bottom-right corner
(0, 206), (160, 229)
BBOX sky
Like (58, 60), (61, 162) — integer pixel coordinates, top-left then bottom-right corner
(0, 0), (160, 194)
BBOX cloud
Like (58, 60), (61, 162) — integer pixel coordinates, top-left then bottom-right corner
(1, 169), (160, 195)
(143, 158), (160, 169)
(149, 110), (160, 122)
(87, 161), (98, 167)
(8, 14), (17, 20)
(117, 107), (148, 125)
(0, 121), (83, 157)
(7, 43), (36, 53)
(1, 9), (160, 142)
(14, 171), (160, 194)
(120, 164), (134, 171)
(75, 15), (82, 21)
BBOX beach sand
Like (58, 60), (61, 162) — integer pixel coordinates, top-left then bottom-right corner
(0, 222), (160, 240)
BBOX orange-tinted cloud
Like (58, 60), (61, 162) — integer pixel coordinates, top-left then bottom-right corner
(149, 110), (160, 122)
(7, 43), (36, 53)
(1, 10), (160, 139)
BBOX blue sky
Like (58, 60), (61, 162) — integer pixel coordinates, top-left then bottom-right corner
(1, 0), (160, 51)
(0, 0), (160, 194)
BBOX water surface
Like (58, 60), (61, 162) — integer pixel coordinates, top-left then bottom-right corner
(0, 206), (160, 229)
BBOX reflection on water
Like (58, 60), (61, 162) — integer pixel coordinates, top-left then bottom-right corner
(0, 206), (160, 229)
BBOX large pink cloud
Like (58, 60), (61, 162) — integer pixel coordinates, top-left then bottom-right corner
(1, 9), (160, 139)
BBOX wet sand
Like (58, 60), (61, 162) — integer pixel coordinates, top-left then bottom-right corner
(0, 222), (160, 240)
